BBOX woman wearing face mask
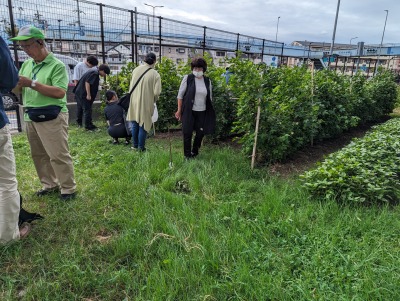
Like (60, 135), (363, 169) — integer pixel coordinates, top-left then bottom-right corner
(175, 57), (216, 160)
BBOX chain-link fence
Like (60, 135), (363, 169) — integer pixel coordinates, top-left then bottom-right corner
(1, 0), (283, 66)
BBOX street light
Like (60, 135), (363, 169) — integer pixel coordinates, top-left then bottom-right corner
(144, 3), (163, 52)
(275, 16), (280, 56)
(375, 9), (389, 75)
(349, 36), (358, 45)
(275, 16), (280, 43)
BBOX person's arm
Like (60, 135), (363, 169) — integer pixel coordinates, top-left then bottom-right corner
(0, 37), (18, 92)
(17, 76), (66, 99)
(175, 98), (183, 121)
(85, 82), (91, 100)
(154, 73), (161, 102)
(175, 75), (188, 121)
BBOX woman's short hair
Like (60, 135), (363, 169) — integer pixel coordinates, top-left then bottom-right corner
(105, 90), (117, 101)
(190, 57), (207, 72)
(144, 52), (156, 65)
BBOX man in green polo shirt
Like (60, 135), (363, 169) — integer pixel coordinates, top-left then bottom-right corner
(11, 25), (76, 201)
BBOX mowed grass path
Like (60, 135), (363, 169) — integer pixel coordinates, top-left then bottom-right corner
(1, 125), (400, 300)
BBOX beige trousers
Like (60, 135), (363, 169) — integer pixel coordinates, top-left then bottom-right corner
(26, 112), (76, 194)
(0, 125), (20, 244)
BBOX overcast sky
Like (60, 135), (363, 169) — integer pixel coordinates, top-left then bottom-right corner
(99, 0), (398, 46)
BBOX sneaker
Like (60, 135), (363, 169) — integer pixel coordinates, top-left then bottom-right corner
(60, 192), (76, 201)
(124, 140), (130, 145)
(36, 187), (59, 196)
(112, 139), (119, 145)
(138, 147), (147, 152)
(131, 146), (138, 151)
(191, 152), (198, 158)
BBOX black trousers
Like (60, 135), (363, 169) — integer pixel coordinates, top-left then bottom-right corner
(183, 110), (206, 157)
(107, 124), (131, 140)
(76, 96), (94, 128)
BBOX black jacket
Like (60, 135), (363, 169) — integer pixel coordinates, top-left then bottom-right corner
(181, 74), (216, 135)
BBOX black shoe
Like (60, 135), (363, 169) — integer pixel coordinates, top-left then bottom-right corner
(77, 124), (83, 128)
(124, 140), (130, 145)
(191, 152), (198, 158)
(36, 187), (59, 196)
(60, 192), (76, 201)
(138, 147), (147, 152)
(112, 139), (119, 145)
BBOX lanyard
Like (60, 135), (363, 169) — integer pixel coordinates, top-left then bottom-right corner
(31, 61), (45, 80)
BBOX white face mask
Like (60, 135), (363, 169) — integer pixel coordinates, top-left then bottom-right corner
(192, 70), (204, 78)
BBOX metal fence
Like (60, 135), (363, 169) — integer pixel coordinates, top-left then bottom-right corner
(1, 0), (283, 65)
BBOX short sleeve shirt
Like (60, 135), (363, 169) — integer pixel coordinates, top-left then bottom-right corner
(19, 53), (69, 121)
(74, 70), (100, 101)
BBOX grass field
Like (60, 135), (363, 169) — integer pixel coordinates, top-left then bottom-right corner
(1, 125), (400, 300)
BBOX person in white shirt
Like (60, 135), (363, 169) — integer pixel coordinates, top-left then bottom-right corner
(175, 57), (216, 159)
(72, 55), (98, 86)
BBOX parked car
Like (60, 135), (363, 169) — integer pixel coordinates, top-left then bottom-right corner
(2, 92), (19, 111)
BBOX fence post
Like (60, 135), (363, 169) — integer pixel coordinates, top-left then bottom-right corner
(130, 10), (134, 63)
(261, 39), (265, 63)
(8, 0), (19, 68)
(135, 7), (138, 64)
(251, 98), (261, 170)
(236, 33), (240, 57)
(159, 16), (162, 61)
(98, 3), (106, 64)
(202, 26), (206, 56)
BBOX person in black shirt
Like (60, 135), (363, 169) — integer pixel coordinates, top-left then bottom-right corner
(74, 64), (110, 130)
(104, 90), (131, 145)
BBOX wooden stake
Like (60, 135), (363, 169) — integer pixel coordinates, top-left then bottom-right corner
(310, 60), (315, 146)
(251, 99), (261, 170)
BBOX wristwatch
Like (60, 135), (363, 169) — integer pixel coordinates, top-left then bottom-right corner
(31, 79), (37, 88)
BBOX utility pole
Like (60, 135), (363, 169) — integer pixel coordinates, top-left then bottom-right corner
(329, 0), (341, 56)
(375, 9), (389, 75)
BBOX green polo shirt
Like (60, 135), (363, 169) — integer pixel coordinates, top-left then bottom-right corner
(19, 52), (68, 121)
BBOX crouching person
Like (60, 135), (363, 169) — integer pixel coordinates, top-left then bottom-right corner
(104, 90), (131, 145)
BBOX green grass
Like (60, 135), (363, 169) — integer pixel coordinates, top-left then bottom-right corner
(1, 125), (400, 300)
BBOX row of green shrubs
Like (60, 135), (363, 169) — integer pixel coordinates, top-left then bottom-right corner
(301, 118), (400, 204)
(106, 56), (398, 163)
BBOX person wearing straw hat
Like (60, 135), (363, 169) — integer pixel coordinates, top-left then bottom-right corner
(11, 25), (76, 201)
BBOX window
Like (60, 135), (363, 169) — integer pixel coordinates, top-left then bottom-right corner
(168, 47), (171, 53)
(55, 42), (62, 48)
(176, 48), (185, 54)
(176, 58), (183, 64)
(73, 43), (80, 50)
(89, 44), (97, 51)
(153, 47), (159, 53)
(216, 51), (226, 57)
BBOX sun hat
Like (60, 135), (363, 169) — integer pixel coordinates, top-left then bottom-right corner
(10, 25), (45, 41)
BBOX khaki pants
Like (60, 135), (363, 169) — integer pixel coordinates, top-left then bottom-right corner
(0, 125), (20, 243)
(26, 112), (76, 194)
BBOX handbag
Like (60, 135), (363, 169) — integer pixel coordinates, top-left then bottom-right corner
(118, 68), (152, 111)
(26, 105), (62, 122)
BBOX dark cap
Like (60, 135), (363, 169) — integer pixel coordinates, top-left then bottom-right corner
(144, 52), (156, 65)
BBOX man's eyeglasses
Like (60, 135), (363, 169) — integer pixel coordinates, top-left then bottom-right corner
(18, 41), (37, 49)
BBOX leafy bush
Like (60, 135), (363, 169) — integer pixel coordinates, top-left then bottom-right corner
(301, 118), (400, 204)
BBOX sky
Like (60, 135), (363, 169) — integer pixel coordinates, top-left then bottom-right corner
(99, 0), (399, 46)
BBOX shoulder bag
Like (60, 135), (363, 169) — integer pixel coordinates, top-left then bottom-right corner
(118, 68), (151, 112)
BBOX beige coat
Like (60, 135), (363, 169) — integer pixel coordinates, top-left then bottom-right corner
(126, 64), (161, 132)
